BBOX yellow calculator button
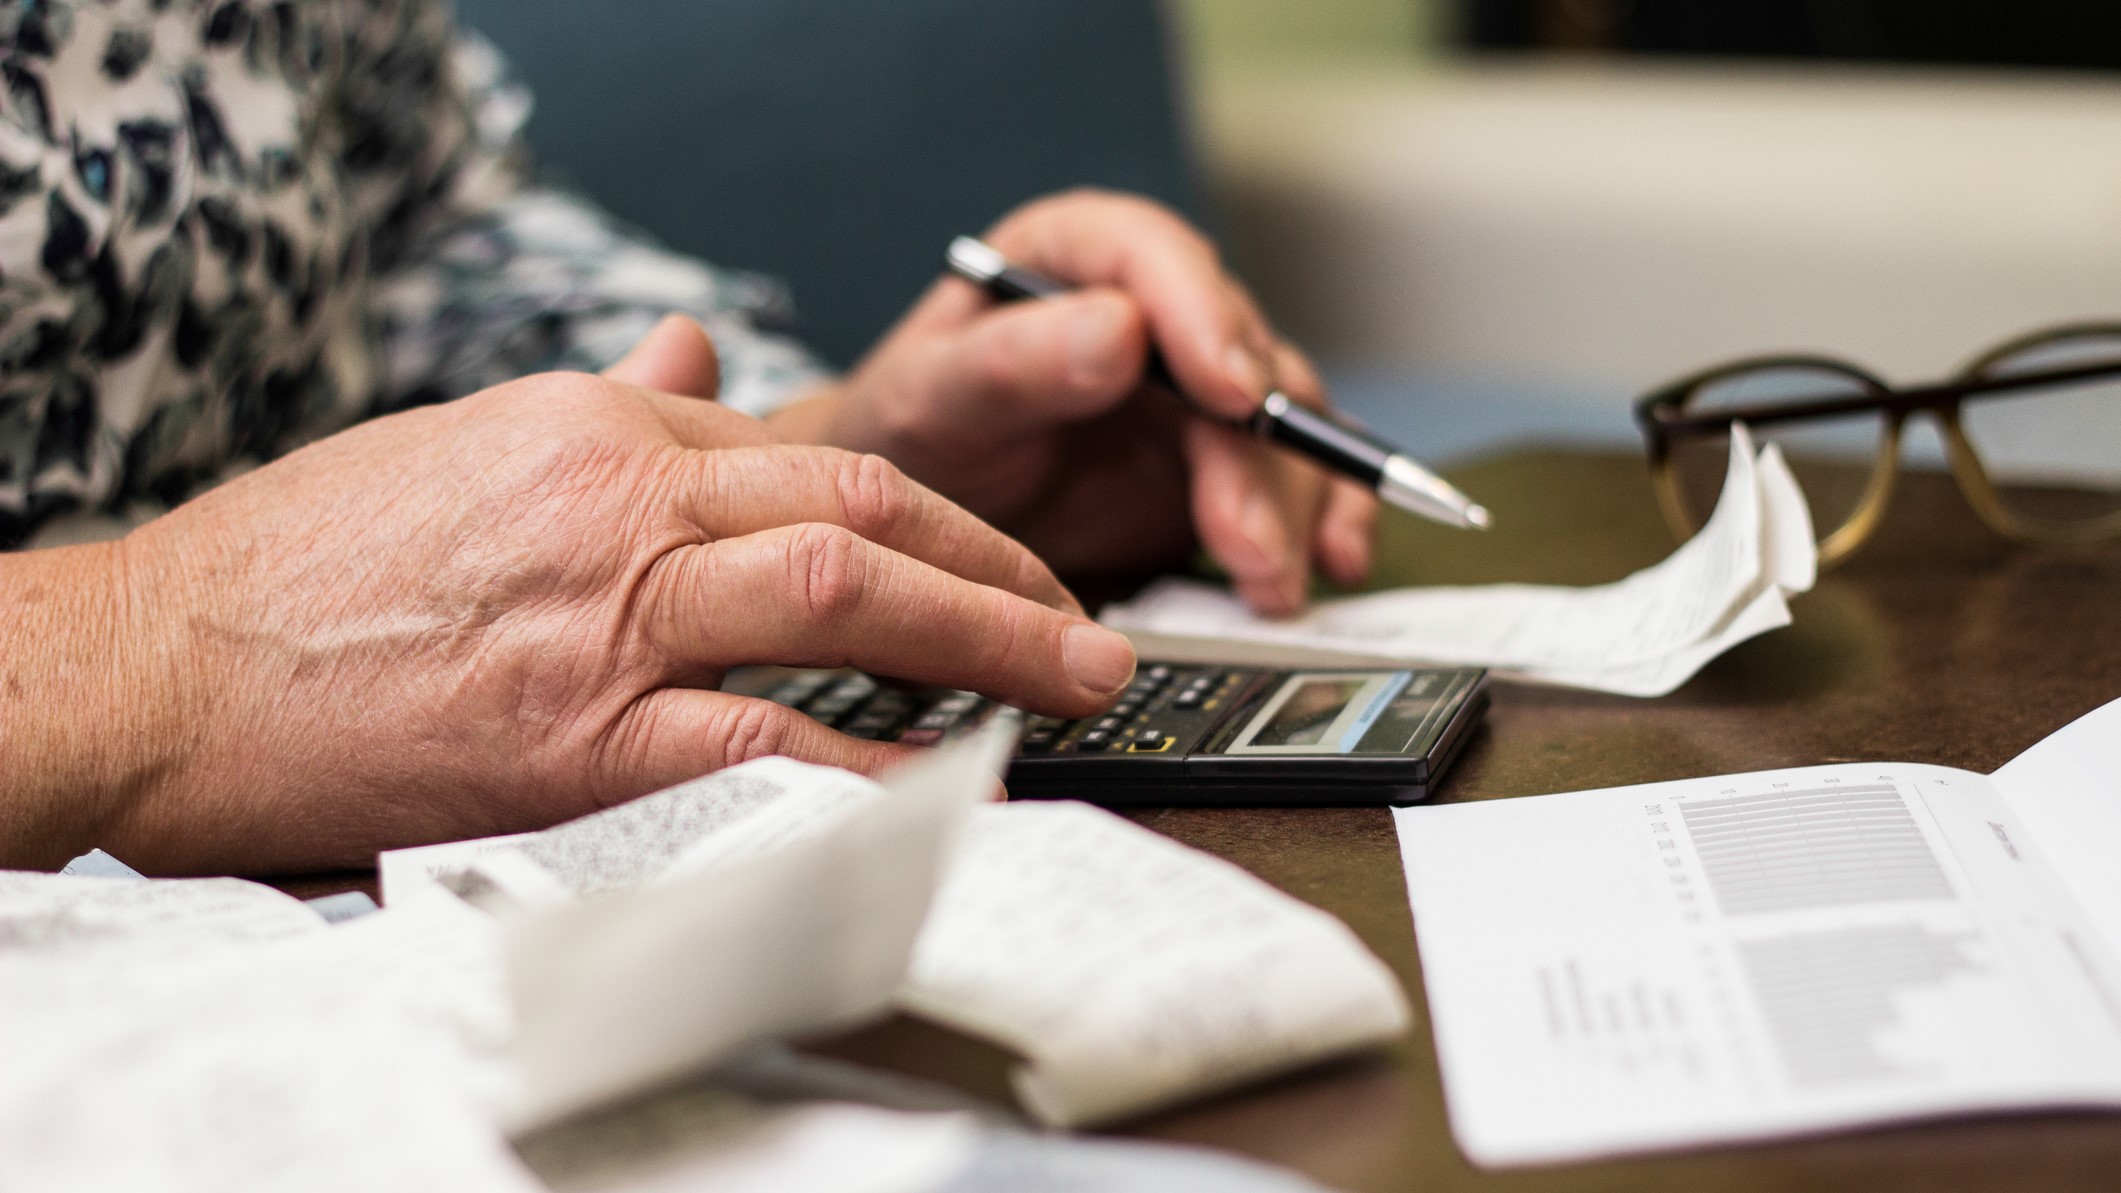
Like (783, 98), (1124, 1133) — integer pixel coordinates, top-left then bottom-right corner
(1126, 735), (1176, 753)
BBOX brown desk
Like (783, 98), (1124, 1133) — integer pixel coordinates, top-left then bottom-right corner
(279, 448), (2121, 1192)
(821, 448), (2121, 1193)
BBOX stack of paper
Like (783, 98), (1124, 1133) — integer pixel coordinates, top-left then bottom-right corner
(905, 800), (1409, 1126)
(1101, 427), (1817, 697)
(409, 747), (1410, 1130)
(1397, 695), (2121, 1166)
(2, 730), (1381, 1190)
(0, 872), (542, 1192)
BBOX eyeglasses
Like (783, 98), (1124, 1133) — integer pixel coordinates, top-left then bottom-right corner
(1634, 323), (2121, 567)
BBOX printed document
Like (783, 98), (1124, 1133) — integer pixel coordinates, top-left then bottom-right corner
(0, 724), (1388, 1188)
(391, 733), (1407, 1129)
(1396, 696), (2121, 1166)
(0, 873), (540, 1193)
(1102, 427), (1815, 696)
(902, 800), (1410, 1127)
(501, 740), (996, 1131)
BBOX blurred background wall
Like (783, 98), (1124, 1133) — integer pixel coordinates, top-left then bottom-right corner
(454, 0), (1208, 371)
(1176, 0), (2121, 463)
(461, 0), (2121, 469)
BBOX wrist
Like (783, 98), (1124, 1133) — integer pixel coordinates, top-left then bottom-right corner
(0, 537), (186, 869)
(762, 383), (849, 446)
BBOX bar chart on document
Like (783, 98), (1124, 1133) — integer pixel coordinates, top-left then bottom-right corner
(1399, 762), (2121, 1165)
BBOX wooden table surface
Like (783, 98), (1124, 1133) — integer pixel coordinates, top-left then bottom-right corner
(823, 447), (2121, 1192)
(279, 448), (2121, 1192)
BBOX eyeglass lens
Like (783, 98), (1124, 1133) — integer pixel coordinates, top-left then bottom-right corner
(1958, 331), (2121, 527)
(1669, 365), (1887, 542)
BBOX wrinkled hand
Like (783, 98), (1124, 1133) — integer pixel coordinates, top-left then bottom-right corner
(770, 190), (1378, 615)
(62, 319), (1134, 874)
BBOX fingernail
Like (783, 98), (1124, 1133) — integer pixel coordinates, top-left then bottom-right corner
(1224, 344), (1266, 403)
(1063, 623), (1137, 694)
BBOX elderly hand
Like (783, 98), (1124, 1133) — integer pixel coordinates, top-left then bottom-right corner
(0, 319), (1134, 874)
(768, 190), (1379, 616)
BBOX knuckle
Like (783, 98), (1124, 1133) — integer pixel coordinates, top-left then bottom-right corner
(1055, 184), (1115, 205)
(476, 375), (649, 461)
(833, 450), (913, 540)
(1098, 190), (1211, 253)
(516, 371), (635, 415)
(1054, 186), (1157, 223)
(997, 188), (1197, 253)
(985, 600), (1034, 672)
(783, 521), (869, 624)
(706, 698), (794, 768)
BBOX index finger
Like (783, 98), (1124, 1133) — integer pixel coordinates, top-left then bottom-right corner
(643, 522), (1136, 714)
(670, 444), (1083, 616)
(981, 191), (1275, 422)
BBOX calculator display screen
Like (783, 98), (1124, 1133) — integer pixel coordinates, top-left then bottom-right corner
(1249, 679), (1367, 747)
(1224, 671), (1414, 756)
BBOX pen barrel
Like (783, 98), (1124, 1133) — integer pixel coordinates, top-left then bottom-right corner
(1254, 398), (1392, 488)
(990, 264), (1068, 302)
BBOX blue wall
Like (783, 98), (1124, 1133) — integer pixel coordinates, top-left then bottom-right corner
(455, 0), (1208, 368)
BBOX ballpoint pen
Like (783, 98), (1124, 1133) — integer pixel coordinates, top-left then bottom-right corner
(943, 236), (1491, 531)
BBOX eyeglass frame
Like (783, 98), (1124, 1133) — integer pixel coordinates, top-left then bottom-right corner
(1633, 322), (2121, 568)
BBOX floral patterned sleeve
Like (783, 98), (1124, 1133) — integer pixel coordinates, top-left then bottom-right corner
(366, 34), (833, 418)
(0, 2), (830, 551)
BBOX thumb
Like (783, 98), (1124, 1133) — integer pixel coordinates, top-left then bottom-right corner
(602, 314), (722, 399)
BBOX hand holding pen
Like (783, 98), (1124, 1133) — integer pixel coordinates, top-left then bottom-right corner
(944, 237), (1489, 532)
(769, 193), (1437, 613)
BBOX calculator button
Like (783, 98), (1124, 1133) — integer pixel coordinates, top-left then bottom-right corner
(915, 709), (959, 731)
(1019, 729), (1057, 754)
(1173, 690), (1202, 709)
(1126, 730), (1175, 753)
(1094, 715), (1124, 731)
(1077, 729), (1113, 751)
(898, 727), (945, 747)
(865, 690), (915, 718)
(822, 675), (877, 702)
(1109, 702), (1139, 720)
(806, 696), (858, 724)
(765, 673), (831, 707)
(1146, 664), (1173, 682)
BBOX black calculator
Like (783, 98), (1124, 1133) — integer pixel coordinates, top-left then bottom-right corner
(731, 662), (1488, 807)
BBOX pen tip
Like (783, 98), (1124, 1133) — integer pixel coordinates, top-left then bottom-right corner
(1466, 504), (1493, 531)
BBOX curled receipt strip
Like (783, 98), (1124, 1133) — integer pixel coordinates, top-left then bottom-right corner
(1102, 426), (1815, 698)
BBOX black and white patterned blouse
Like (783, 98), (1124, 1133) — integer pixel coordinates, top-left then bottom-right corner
(0, 0), (826, 549)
